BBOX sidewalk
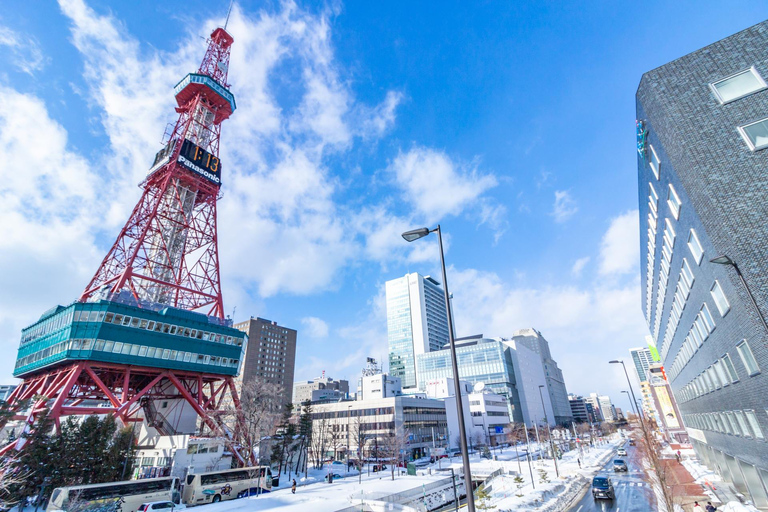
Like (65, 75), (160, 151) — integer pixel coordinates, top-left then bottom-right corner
(680, 452), (760, 511)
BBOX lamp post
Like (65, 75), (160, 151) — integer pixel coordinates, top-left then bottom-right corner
(346, 404), (352, 476)
(710, 255), (768, 336)
(402, 225), (475, 512)
(609, 360), (643, 419)
(621, 390), (639, 420)
(537, 385), (559, 477)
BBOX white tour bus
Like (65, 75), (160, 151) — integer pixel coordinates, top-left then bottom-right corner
(46, 477), (180, 512)
(182, 466), (273, 505)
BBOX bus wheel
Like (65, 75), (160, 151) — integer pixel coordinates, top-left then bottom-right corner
(213, 495), (221, 503)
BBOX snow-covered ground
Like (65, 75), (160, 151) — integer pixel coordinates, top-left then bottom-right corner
(476, 436), (622, 511)
(189, 436), (622, 512)
(191, 463), (448, 512)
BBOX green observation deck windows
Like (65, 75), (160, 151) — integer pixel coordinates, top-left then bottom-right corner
(14, 301), (244, 378)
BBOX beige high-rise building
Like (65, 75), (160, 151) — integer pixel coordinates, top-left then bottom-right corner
(234, 317), (297, 405)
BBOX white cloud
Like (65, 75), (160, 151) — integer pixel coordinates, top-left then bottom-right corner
(331, 210), (650, 400)
(301, 317), (329, 338)
(571, 256), (590, 277)
(551, 190), (577, 223)
(55, 0), (406, 298)
(389, 147), (498, 224)
(446, 273), (647, 400)
(0, 26), (46, 74)
(0, 86), (104, 379)
(598, 210), (640, 276)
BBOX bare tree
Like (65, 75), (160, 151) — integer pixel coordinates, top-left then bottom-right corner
(380, 426), (410, 481)
(351, 416), (369, 483)
(221, 380), (284, 467)
(309, 417), (330, 470)
(635, 417), (680, 512)
(0, 459), (29, 510)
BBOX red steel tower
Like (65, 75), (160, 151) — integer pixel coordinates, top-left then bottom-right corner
(4, 27), (255, 466)
(81, 27), (236, 319)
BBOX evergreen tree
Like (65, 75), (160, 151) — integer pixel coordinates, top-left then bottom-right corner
(475, 484), (496, 510)
(537, 468), (549, 484)
(103, 426), (136, 482)
(298, 401), (313, 478)
(513, 474), (525, 497)
(9, 411), (57, 500)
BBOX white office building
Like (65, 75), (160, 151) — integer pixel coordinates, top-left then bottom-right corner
(511, 328), (572, 425)
(629, 345), (654, 384)
(505, 339), (556, 427)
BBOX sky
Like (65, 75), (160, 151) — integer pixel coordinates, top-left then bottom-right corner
(1, 0), (767, 416)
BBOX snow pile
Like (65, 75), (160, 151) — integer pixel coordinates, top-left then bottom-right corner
(494, 475), (588, 512)
(719, 502), (760, 512)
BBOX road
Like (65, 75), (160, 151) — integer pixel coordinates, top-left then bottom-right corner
(568, 441), (656, 512)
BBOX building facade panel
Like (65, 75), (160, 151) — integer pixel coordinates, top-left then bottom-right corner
(637, 21), (768, 503)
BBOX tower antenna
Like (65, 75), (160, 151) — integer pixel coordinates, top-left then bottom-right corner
(224, 0), (235, 30)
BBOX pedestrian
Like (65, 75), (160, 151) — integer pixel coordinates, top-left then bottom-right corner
(693, 501), (704, 512)
(291, 479), (297, 494)
(706, 502), (717, 512)
(577, 458), (581, 469)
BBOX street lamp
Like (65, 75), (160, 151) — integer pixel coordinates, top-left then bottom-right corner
(537, 385), (559, 478)
(402, 225), (475, 512)
(621, 390), (639, 419)
(710, 255), (768, 336)
(609, 360), (643, 419)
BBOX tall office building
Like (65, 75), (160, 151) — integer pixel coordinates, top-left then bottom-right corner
(386, 273), (451, 389)
(234, 317), (297, 405)
(637, 21), (768, 507)
(512, 328), (573, 425)
(629, 346), (654, 384)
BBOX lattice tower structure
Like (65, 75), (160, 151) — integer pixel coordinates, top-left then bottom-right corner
(4, 27), (255, 465)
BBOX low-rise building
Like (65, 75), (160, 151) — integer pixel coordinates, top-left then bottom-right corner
(292, 374), (350, 406)
(311, 395), (448, 461)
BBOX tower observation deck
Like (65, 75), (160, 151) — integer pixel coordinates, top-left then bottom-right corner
(3, 26), (255, 464)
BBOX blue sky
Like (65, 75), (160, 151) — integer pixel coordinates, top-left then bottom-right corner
(1, 0), (767, 415)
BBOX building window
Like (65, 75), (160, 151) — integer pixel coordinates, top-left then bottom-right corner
(737, 340), (760, 376)
(710, 67), (767, 104)
(649, 145), (661, 180)
(735, 411), (753, 438)
(722, 354), (739, 383)
(667, 184), (682, 219)
(710, 280), (730, 317)
(649, 183), (659, 212)
(713, 360), (728, 387)
(687, 229), (704, 264)
(681, 258), (695, 290)
(738, 118), (768, 151)
(745, 410), (764, 439)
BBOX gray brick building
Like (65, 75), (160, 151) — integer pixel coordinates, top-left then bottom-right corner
(637, 21), (768, 508)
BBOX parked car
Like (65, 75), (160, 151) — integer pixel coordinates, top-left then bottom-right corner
(331, 460), (345, 465)
(617, 448), (627, 457)
(629, 439), (636, 446)
(591, 476), (615, 500)
(325, 473), (343, 482)
(613, 459), (628, 472)
(139, 502), (186, 511)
